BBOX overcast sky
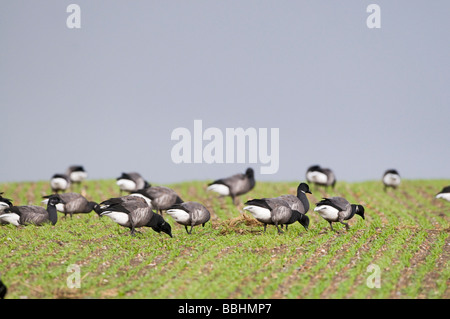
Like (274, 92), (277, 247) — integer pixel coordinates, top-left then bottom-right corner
(1, 1), (449, 185)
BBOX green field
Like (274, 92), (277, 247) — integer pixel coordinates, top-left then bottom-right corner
(0, 179), (449, 299)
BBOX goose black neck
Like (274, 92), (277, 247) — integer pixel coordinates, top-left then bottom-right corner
(47, 204), (58, 225)
(297, 190), (310, 213)
(84, 202), (98, 213)
(287, 210), (301, 224)
(348, 204), (360, 220)
(147, 213), (163, 228)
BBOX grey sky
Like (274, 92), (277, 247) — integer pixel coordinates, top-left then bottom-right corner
(1, 1), (449, 185)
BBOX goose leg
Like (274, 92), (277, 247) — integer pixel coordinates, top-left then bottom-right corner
(328, 221), (334, 231)
(340, 221), (350, 230)
(275, 222), (284, 234)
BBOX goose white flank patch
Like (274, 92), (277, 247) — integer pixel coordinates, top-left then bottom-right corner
(314, 204), (340, 221)
(305, 165), (336, 188)
(128, 193), (152, 206)
(243, 205), (272, 223)
(0, 193), (14, 225)
(306, 171), (328, 185)
(116, 172), (150, 193)
(50, 174), (70, 193)
(69, 170), (88, 183)
(0, 201), (10, 211)
(436, 186), (450, 202)
(0, 213), (20, 226)
(100, 211), (130, 226)
(66, 165), (88, 183)
(0, 193), (13, 212)
(206, 184), (230, 196)
(382, 169), (401, 190)
(165, 208), (191, 224)
(116, 179), (137, 193)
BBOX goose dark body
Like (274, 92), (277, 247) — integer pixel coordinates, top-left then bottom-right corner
(207, 168), (255, 205)
(134, 186), (183, 215)
(305, 165), (336, 189)
(50, 173), (71, 193)
(244, 182), (311, 233)
(314, 197), (365, 231)
(66, 165), (88, 184)
(96, 196), (172, 237)
(244, 195), (309, 233)
(276, 182), (312, 230)
(382, 169), (401, 191)
(43, 192), (98, 218)
(166, 201), (211, 234)
(0, 195), (64, 226)
(116, 172), (150, 194)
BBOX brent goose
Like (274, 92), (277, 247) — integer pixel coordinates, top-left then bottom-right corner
(42, 192), (98, 218)
(314, 197), (365, 231)
(166, 201), (211, 234)
(0, 194), (65, 226)
(50, 174), (71, 193)
(134, 186), (183, 215)
(276, 182), (312, 230)
(0, 277), (6, 299)
(207, 168), (256, 205)
(0, 193), (13, 225)
(244, 197), (309, 233)
(66, 165), (88, 184)
(0, 192), (13, 212)
(436, 186), (450, 202)
(305, 165), (336, 189)
(96, 196), (172, 237)
(116, 172), (150, 194)
(382, 169), (401, 191)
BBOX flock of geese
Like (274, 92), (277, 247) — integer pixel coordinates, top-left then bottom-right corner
(0, 165), (449, 299)
(1, 165), (448, 238)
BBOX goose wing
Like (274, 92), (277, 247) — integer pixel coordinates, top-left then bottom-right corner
(316, 197), (349, 212)
(8, 206), (48, 225)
